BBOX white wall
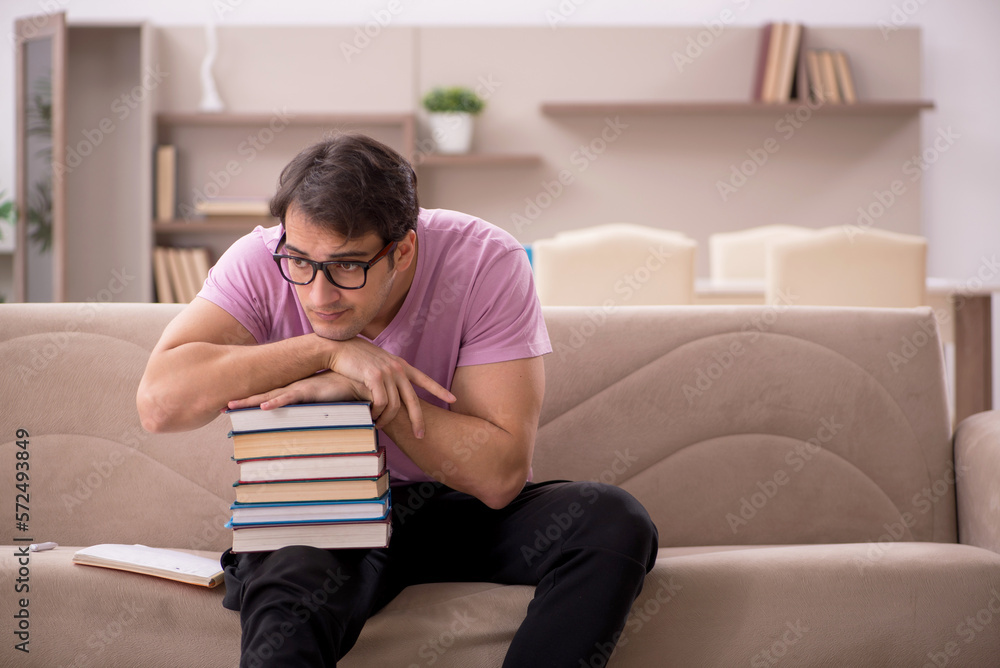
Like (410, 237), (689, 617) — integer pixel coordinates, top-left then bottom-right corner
(2, 0), (998, 278)
(2, 0), (998, 397)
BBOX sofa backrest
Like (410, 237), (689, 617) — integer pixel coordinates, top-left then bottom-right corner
(0, 303), (954, 552)
(2, 303), (233, 552)
(532, 305), (955, 547)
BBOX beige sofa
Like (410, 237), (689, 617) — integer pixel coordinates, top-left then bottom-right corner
(2, 302), (999, 667)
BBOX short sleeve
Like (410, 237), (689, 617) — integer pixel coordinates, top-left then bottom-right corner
(457, 248), (552, 367)
(197, 228), (274, 345)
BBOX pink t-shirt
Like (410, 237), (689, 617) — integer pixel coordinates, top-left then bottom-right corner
(198, 208), (552, 484)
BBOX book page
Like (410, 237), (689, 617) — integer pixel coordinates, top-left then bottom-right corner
(73, 544), (223, 579)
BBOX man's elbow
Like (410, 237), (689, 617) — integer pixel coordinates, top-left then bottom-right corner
(480, 461), (531, 510)
(136, 379), (206, 434)
(136, 383), (173, 434)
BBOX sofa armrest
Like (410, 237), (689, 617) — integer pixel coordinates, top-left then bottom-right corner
(955, 409), (1000, 553)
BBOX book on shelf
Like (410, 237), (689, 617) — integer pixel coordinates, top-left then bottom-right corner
(759, 21), (785, 103)
(165, 247), (191, 303)
(818, 50), (842, 103)
(752, 23), (775, 101)
(806, 50), (825, 103)
(154, 246), (212, 304)
(227, 402), (374, 433)
(773, 22), (803, 103)
(72, 543), (224, 588)
(229, 492), (391, 526)
(153, 246), (175, 303)
(231, 426), (378, 460)
(237, 447), (386, 482)
(234, 471), (390, 504)
(228, 517), (392, 553)
(791, 25), (810, 103)
(154, 145), (176, 223)
(177, 247), (203, 301)
(833, 50), (858, 104)
(193, 197), (271, 217)
(754, 23), (862, 106)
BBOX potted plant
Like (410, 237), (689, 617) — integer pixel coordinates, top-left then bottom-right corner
(0, 190), (16, 253)
(421, 86), (485, 155)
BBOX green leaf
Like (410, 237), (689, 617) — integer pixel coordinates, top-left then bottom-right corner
(422, 86), (485, 115)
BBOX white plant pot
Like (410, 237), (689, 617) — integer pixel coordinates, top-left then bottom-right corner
(428, 112), (474, 154)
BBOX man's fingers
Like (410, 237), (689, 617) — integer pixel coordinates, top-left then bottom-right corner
(228, 389), (296, 411)
(228, 392), (271, 410)
(398, 382), (426, 439)
(376, 381), (401, 431)
(406, 366), (456, 404)
(260, 392), (296, 410)
(368, 381), (388, 424)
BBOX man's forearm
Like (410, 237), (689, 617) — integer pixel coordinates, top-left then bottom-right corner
(137, 333), (333, 433)
(383, 399), (531, 509)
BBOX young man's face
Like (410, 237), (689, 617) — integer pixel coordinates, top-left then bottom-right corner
(281, 205), (401, 341)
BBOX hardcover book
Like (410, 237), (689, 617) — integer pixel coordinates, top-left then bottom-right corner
(226, 402), (373, 433)
(752, 23), (774, 101)
(818, 50), (842, 103)
(233, 471), (390, 504)
(154, 145), (176, 223)
(193, 197), (271, 217)
(229, 517), (393, 553)
(237, 447), (386, 482)
(833, 50), (858, 104)
(761, 22), (786, 103)
(229, 493), (391, 526)
(774, 22), (803, 103)
(230, 426), (378, 460)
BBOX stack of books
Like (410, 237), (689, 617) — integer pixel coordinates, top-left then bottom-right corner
(153, 246), (212, 304)
(192, 197), (271, 217)
(224, 402), (392, 553)
(752, 22), (858, 105)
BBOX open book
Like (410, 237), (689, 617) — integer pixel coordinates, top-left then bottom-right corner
(72, 544), (225, 588)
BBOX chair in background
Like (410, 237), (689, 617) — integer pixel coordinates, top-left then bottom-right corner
(531, 223), (697, 306)
(765, 226), (927, 307)
(709, 224), (816, 282)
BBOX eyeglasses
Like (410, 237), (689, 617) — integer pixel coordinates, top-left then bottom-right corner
(272, 232), (398, 289)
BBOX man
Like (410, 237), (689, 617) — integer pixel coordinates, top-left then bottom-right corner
(137, 133), (657, 667)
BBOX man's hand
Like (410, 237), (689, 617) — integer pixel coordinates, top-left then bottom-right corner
(325, 337), (457, 437)
(227, 371), (370, 413)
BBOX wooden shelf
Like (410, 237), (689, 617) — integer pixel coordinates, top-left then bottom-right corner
(416, 153), (543, 167)
(154, 218), (277, 234)
(540, 100), (935, 116)
(156, 111), (414, 127)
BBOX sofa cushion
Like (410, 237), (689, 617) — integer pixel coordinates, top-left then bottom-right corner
(11, 542), (998, 667)
(2, 546), (239, 667)
(355, 541), (1000, 667)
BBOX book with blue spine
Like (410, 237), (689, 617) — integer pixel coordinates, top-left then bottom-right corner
(226, 401), (373, 433)
(223, 401), (393, 552)
(229, 492), (391, 527)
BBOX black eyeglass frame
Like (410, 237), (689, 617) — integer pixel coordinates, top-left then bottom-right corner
(272, 232), (398, 289)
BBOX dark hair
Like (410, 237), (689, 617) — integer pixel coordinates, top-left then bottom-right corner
(270, 133), (419, 245)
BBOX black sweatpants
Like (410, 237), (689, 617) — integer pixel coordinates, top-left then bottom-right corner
(221, 480), (659, 667)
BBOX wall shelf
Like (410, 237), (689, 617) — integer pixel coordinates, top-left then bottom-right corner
(157, 111), (415, 128)
(154, 218), (276, 234)
(540, 100), (935, 116)
(416, 153), (543, 167)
